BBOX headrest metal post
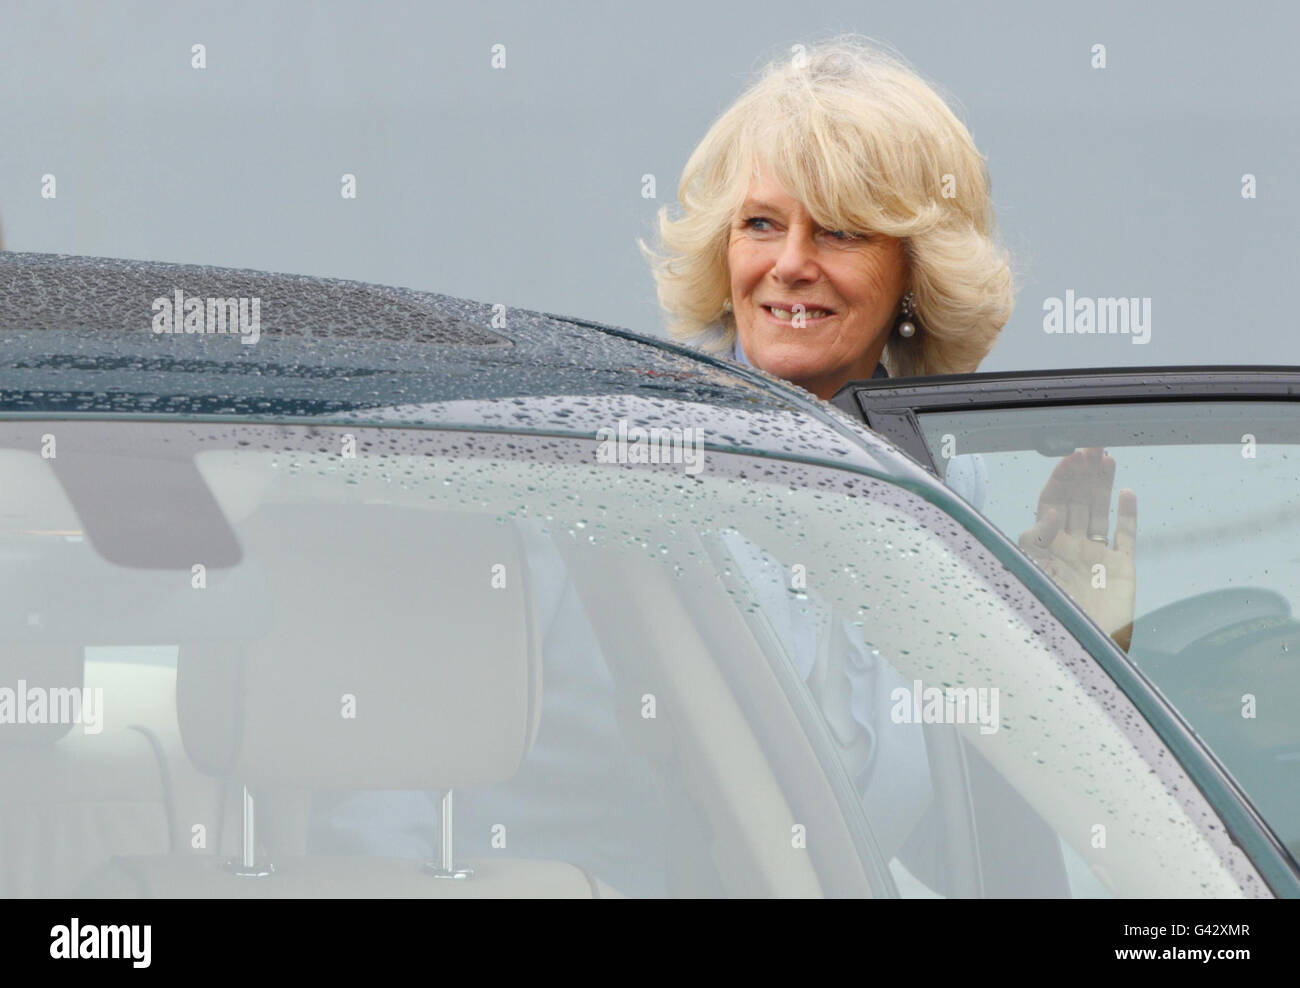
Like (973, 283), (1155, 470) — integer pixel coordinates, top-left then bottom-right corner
(225, 784), (275, 878)
(422, 789), (474, 880)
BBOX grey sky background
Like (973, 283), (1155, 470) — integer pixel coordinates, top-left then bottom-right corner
(2, 0), (1296, 370)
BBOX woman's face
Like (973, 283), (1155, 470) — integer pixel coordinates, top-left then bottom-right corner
(727, 171), (908, 399)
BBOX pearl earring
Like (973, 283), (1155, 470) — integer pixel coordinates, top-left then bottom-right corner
(722, 298), (733, 313)
(896, 291), (917, 338)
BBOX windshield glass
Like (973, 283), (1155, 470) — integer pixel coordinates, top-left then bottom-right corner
(918, 400), (1300, 863)
(0, 418), (1264, 897)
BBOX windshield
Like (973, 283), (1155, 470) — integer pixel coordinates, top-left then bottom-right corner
(918, 400), (1300, 864)
(0, 418), (1264, 897)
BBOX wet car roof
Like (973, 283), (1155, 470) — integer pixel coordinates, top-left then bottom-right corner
(0, 251), (936, 484)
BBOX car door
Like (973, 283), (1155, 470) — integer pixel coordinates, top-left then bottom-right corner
(832, 366), (1300, 870)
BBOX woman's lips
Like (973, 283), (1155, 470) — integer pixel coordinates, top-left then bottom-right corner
(762, 304), (835, 326)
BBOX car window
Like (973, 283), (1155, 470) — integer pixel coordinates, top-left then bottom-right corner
(915, 400), (1300, 864)
(0, 418), (1266, 897)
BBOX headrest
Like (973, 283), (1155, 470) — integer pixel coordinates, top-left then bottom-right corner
(0, 645), (84, 746)
(177, 506), (542, 789)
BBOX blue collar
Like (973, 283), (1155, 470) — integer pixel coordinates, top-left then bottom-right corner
(732, 334), (889, 379)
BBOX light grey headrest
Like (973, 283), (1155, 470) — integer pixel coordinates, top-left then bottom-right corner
(178, 507), (542, 789)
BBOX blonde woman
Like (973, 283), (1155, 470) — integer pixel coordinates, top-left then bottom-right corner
(643, 35), (1136, 650)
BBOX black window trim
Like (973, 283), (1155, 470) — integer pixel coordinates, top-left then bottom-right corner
(831, 365), (1300, 477)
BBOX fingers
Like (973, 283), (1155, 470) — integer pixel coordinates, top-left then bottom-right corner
(1036, 449), (1081, 524)
(1036, 446), (1129, 549)
(1113, 488), (1137, 557)
(1020, 505), (1065, 561)
(1065, 497), (1090, 537)
(1086, 447), (1116, 542)
(1037, 449), (1091, 536)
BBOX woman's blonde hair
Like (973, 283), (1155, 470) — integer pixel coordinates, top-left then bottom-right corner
(640, 35), (1015, 378)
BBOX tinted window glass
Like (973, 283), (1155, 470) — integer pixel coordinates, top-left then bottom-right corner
(918, 401), (1300, 863)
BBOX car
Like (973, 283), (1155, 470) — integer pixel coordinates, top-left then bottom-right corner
(0, 251), (1292, 899)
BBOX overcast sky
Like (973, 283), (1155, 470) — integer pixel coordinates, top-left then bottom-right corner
(2, 0), (1296, 369)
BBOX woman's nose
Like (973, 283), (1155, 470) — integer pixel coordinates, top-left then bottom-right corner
(772, 228), (821, 284)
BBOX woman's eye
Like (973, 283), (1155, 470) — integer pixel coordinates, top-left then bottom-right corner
(742, 216), (773, 231)
(826, 229), (865, 242)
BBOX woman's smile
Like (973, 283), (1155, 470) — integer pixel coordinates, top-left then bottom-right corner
(761, 303), (837, 325)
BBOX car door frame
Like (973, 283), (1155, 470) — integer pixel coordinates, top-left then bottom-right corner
(831, 365), (1300, 477)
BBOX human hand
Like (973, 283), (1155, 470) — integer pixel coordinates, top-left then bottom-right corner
(1017, 447), (1137, 650)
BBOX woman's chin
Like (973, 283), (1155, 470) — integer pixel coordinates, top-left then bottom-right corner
(747, 346), (831, 386)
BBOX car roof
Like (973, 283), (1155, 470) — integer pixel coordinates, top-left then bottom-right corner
(0, 251), (938, 487)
